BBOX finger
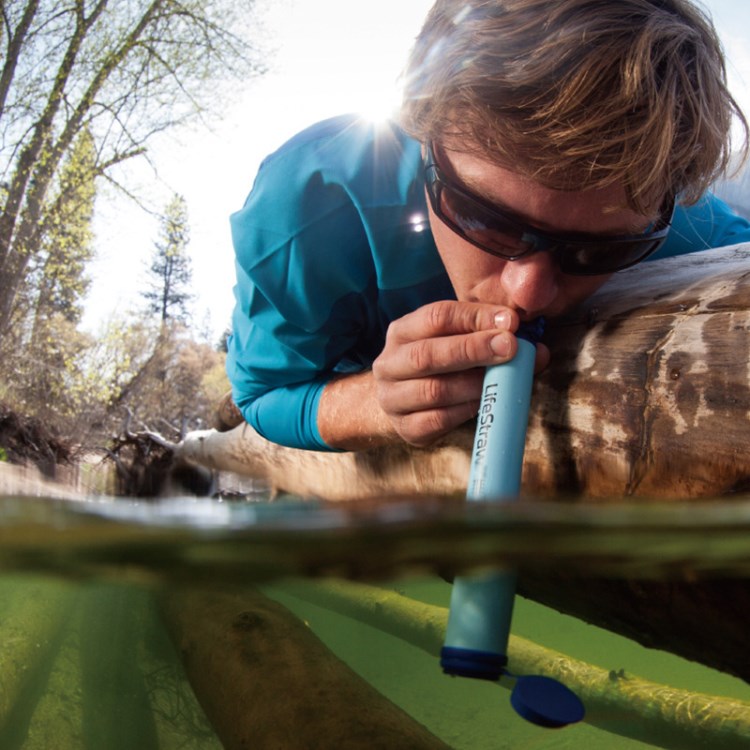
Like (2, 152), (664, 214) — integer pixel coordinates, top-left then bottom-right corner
(375, 328), (518, 380)
(387, 300), (518, 345)
(392, 400), (481, 447)
(534, 342), (551, 373)
(377, 369), (485, 415)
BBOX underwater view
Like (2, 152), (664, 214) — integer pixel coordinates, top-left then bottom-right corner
(0, 492), (747, 749)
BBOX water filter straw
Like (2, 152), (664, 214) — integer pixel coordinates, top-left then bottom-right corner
(440, 320), (585, 728)
(441, 325), (537, 676)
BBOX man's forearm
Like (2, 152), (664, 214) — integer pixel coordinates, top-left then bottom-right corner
(317, 370), (400, 450)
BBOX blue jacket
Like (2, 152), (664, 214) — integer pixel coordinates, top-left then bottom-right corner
(228, 114), (750, 450)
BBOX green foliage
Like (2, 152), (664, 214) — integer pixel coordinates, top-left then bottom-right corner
(142, 194), (194, 324)
(28, 128), (97, 328)
(0, 310), (228, 444)
(201, 358), (232, 409)
(91, 317), (228, 439)
(2, 313), (95, 432)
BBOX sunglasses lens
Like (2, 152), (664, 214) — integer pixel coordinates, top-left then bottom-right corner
(437, 184), (534, 258)
(559, 238), (664, 275)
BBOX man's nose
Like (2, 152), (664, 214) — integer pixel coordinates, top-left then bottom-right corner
(499, 250), (559, 316)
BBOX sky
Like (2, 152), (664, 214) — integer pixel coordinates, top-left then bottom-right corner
(83, 0), (434, 338)
(81, 0), (750, 340)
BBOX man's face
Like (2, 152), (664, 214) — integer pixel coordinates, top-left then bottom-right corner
(426, 143), (662, 320)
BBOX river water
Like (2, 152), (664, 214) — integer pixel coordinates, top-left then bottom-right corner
(0, 492), (748, 749)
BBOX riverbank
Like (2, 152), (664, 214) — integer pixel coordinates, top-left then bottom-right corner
(0, 403), (73, 474)
(0, 403), (125, 498)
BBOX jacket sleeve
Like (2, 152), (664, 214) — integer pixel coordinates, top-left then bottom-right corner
(226, 140), (377, 451)
(653, 192), (750, 260)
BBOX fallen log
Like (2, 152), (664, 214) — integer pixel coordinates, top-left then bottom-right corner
(172, 243), (750, 686)
(177, 243), (750, 501)
(159, 586), (453, 749)
(177, 422), (473, 500)
(526, 242), (750, 499)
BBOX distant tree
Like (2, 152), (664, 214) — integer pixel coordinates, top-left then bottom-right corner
(0, 128), (98, 422)
(10, 314), (93, 430)
(217, 326), (232, 353)
(30, 128), (97, 330)
(78, 315), (228, 440)
(142, 193), (193, 324)
(0, 0), (263, 336)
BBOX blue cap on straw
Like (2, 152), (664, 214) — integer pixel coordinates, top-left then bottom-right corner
(510, 674), (586, 728)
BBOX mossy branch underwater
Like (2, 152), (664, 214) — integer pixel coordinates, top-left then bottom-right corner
(272, 579), (750, 750)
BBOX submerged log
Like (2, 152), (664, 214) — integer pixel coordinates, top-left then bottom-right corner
(159, 587), (452, 749)
(19, 611), (84, 750)
(177, 243), (750, 501)
(515, 574), (750, 687)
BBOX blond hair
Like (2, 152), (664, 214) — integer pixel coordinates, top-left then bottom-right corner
(400, 0), (747, 211)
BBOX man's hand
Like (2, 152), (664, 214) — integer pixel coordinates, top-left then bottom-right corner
(372, 301), (545, 446)
(317, 301), (549, 450)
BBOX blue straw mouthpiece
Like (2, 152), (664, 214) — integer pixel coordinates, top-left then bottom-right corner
(516, 317), (546, 344)
(440, 651), (585, 728)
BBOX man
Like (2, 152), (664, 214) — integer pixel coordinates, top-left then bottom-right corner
(225, 0), (750, 451)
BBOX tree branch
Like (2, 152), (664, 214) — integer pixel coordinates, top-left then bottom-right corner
(276, 580), (750, 750)
(0, 0), (41, 121)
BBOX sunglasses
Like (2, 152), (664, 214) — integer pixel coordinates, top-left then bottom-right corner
(423, 142), (675, 276)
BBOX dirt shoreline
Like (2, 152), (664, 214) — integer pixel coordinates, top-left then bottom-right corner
(0, 403), (115, 498)
(0, 403), (74, 475)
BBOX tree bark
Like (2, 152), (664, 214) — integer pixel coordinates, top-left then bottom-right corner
(0, 0), (41, 121)
(525, 243), (750, 499)
(0, 1), (109, 330)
